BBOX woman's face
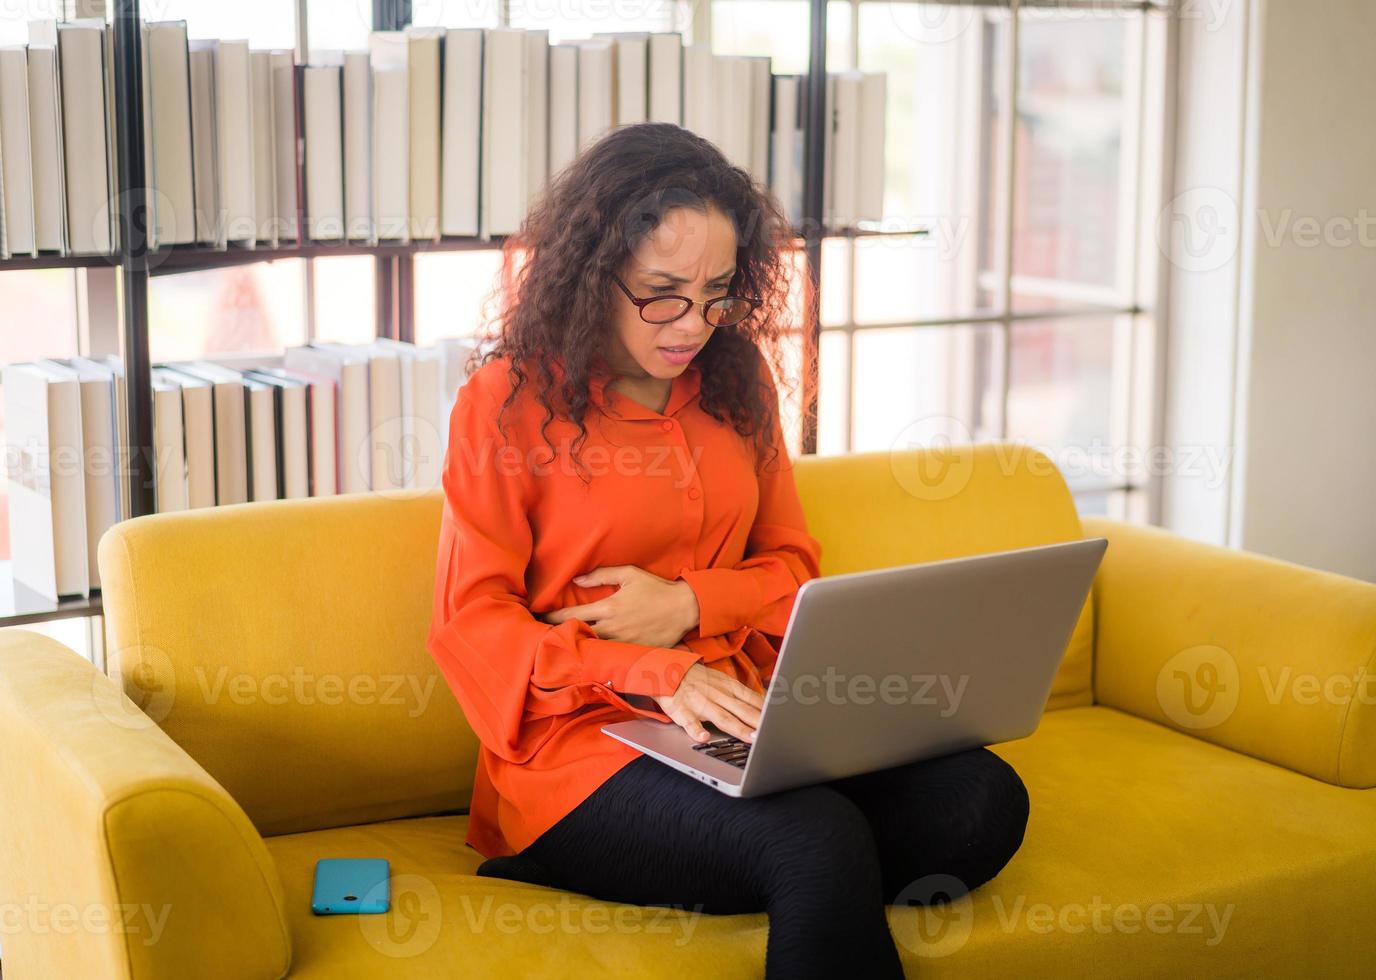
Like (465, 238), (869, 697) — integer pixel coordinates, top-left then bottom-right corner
(606, 205), (739, 380)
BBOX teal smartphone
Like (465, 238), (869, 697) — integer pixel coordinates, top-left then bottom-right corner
(311, 858), (390, 915)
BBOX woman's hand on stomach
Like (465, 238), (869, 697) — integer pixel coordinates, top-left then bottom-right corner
(541, 564), (700, 648)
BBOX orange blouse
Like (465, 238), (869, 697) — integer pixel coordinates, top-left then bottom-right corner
(426, 352), (823, 857)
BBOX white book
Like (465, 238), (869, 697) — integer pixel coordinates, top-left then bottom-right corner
(647, 32), (682, 126)
(240, 373), (278, 502)
(481, 28), (528, 239)
(244, 367), (317, 499)
(440, 28), (481, 237)
(746, 55), (771, 186)
(715, 55), (752, 171)
(151, 365), (216, 509)
(372, 67), (409, 242)
(770, 75), (804, 230)
(407, 26), (443, 242)
(370, 338), (443, 492)
(436, 336), (480, 456)
(173, 361), (249, 505)
(143, 22), (196, 246)
(342, 50), (372, 241)
(258, 364), (336, 497)
(248, 50), (276, 245)
(0, 46), (36, 256)
(26, 37), (66, 253)
(857, 71), (887, 223)
(547, 43), (579, 180)
(2, 361), (89, 600)
(831, 70), (862, 230)
(595, 32), (647, 126)
(148, 367), (189, 513)
(683, 43), (714, 148)
(302, 60), (344, 241)
(215, 39), (255, 244)
(524, 30), (549, 207)
(188, 40), (223, 246)
(576, 39), (614, 154)
(270, 50), (299, 243)
(99, 353), (127, 521)
(52, 357), (118, 586)
(284, 343), (371, 494)
(353, 344), (403, 493)
(56, 20), (111, 254)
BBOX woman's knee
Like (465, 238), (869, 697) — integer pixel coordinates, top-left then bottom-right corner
(937, 749), (1030, 891)
(754, 788), (884, 896)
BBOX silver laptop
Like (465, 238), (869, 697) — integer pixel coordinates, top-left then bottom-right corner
(602, 537), (1108, 797)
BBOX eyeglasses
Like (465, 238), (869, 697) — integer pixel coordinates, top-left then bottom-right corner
(613, 274), (760, 327)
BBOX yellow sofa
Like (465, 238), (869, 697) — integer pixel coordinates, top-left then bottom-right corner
(2, 442), (1373, 979)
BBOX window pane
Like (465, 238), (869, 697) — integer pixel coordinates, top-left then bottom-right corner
(414, 250), (505, 346)
(307, 0), (372, 51)
(512, 1), (685, 40)
(1006, 316), (1119, 472)
(858, 4), (1010, 320)
(149, 262), (307, 362)
(851, 324), (1002, 454)
(0, 269), (79, 563)
(313, 256), (376, 343)
(414, 0), (500, 29)
(817, 329), (848, 455)
(1011, 10), (1132, 311)
(714, 1), (849, 73)
(157, 0), (295, 48)
(1075, 488), (1147, 522)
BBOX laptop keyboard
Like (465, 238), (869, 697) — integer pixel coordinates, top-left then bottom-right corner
(690, 734), (753, 769)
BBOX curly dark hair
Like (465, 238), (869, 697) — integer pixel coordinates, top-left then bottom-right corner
(463, 121), (815, 480)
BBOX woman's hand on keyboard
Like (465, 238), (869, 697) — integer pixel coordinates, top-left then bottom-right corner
(652, 655), (764, 744)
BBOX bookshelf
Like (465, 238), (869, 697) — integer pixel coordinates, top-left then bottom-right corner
(1, 0), (923, 628)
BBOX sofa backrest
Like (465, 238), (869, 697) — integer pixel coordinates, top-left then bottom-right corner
(98, 490), (476, 837)
(98, 441), (1092, 836)
(792, 443), (1094, 712)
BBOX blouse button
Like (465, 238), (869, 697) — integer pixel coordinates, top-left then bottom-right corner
(660, 419), (674, 431)
(688, 487), (701, 500)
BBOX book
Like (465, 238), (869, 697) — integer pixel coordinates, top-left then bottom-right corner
(481, 28), (529, 239)
(0, 45), (37, 257)
(56, 20), (115, 254)
(440, 28), (481, 238)
(2, 360), (89, 600)
(215, 39), (255, 244)
(407, 27), (443, 242)
(342, 49), (372, 241)
(249, 49), (277, 245)
(142, 21), (196, 246)
(302, 56), (344, 241)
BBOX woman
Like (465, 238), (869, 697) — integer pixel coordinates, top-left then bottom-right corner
(426, 122), (1029, 978)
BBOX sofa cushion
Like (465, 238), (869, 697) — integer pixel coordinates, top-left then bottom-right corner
(263, 706), (1376, 977)
(794, 444), (1094, 710)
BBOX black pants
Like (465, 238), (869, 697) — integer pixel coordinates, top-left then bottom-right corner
(476, 747), (1030, 978)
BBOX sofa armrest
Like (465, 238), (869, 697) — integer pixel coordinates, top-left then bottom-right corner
(1082, 517), (1376, 788)
(0, 630), (291, 980)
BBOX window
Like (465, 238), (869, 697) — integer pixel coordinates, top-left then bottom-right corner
(768, 0), (1169, 524)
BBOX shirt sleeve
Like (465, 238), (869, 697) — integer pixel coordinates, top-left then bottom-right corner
(678, 368), (824, 641)
(426, 378), (703, 764)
